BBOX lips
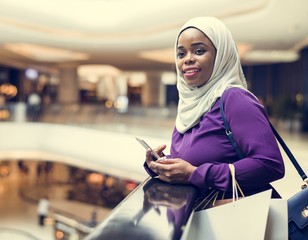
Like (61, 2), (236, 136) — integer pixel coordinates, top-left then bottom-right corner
(182, 68), (201, 78)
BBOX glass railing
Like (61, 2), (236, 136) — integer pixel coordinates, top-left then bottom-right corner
(83, 177), (198, 240)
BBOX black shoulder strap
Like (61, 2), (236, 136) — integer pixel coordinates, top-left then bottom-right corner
(269, 122), (307, 181)
(219, 99), (245, 160)
(220, 98), (307, 181)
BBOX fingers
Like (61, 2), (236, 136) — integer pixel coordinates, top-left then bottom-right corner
(156, 158), (174, 164)
(154, 144), (167, 156)
(146, 149), (153, 162)
(146, 157), (194, 184)
(155, 144), (166, 151)
(148, 159), (160, 175)
(149, 160), (171, 176)
(146, 149), (152, 157)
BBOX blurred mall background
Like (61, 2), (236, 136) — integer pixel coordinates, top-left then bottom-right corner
(0, 0), (308, 239)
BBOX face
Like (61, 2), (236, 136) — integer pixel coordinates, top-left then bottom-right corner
(176, 28), (216, 88)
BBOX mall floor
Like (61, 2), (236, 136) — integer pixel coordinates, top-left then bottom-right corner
(1, 104), (308, 240)
(0, 162), (112, 240)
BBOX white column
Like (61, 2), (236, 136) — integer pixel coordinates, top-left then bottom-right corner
(58, 66), (79, 104)
(142, 71), (165, 107)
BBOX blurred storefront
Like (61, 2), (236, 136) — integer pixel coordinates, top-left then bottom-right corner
(0, 47), (308, 131)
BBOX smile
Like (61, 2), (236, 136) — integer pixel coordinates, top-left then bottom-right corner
(182, 68), (201, 78)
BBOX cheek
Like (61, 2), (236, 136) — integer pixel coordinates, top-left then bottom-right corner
(199, 63), (214, 85)
(210, 55), (216, 74)
(199, 73), (211, 86)
(209, 62), (216, 78)
(204, 57), (215, 76)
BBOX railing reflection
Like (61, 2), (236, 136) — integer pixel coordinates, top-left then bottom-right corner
(84, 178), (198, 240)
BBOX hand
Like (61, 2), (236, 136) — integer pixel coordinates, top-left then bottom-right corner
(145, 144), (166, 166)
(148, 158), (197, 184)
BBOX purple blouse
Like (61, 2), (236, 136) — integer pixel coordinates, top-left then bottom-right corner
(172, 88), (284, 196)
(145, 88), (285, 197)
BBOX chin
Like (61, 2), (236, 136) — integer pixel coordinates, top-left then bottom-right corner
(185, 81), (204, 89)
(184, 79), (197, 86)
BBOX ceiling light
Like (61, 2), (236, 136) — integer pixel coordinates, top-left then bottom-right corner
(25, 68), (38, 79)
(236, 43), (252, 58)
(139, 48), (174, 64)
(4, 43), (89, 62)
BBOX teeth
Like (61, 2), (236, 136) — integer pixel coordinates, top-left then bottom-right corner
(185, 69), (199, 73)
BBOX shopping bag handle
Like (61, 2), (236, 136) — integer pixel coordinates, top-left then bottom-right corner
(229, 164), (245, 204)
(194, 164), (245, 210)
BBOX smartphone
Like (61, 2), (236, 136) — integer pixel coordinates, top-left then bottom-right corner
(135, 137), (160, 160)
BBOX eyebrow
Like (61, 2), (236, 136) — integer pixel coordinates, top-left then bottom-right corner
(177, 42), (208, 50)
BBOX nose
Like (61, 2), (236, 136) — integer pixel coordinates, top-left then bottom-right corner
(184, 52), (195, 64)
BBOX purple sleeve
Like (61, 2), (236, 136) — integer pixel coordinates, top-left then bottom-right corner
(143, 162), (157, 177)
(188, 88), (285, 192)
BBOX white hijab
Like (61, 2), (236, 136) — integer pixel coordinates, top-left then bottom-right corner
(175, 17), (247, 133)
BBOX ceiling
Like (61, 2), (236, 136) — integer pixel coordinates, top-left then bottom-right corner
(0, 0), (307, 74)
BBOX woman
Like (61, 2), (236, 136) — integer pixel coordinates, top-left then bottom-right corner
(144, 17), (285, 199)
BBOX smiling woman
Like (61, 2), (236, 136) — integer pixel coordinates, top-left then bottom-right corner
(174, 17), (247, 133)
(176, 28), (216, 88)
(143, 17), (285, 201)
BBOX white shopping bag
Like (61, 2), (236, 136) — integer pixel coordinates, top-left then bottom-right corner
(265, 199), (288, 240)
(181, 190), (272, 240)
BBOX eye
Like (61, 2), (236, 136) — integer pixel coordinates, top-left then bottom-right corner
(177, 51), (185, 59)
(195, 48), (205, 55)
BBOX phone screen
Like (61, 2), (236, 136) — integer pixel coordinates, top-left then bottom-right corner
(135, 137), (160, 160)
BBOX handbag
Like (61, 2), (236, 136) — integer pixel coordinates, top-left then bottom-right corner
(220, 98), (308, 240)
